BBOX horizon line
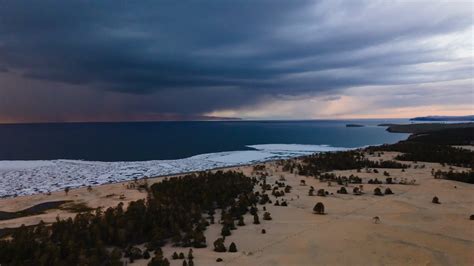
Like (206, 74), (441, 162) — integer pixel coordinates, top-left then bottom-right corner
(2, 116), (473, 125)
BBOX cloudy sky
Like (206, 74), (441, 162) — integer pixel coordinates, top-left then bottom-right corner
(0, 0), (472, 123)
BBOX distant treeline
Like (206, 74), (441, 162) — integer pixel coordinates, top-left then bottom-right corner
(281, 150), (408, 176)
(373, 142), (473, 168)
(282, 127), (473, 181)
(382, 122), (474, 135)
(433, 170), (474, 184)
(408, 127), (474, 145)
(372, 126), (474, 169)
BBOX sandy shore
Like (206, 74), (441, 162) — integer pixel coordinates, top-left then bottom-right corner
(1, 150), (473, 265)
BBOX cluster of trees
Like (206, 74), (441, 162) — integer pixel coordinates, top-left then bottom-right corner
(282, 151), (407, 177)
(0, 170), (259, 265)
(252, 164), (266, 171)
(319, 173), (362, 184)
(368, 178), (383, 184)
(373, 187), (393, 196)
(375, 141), (474, 168)
(432, 170), (474, 184)
(213, 238), (237, 253)
(374, 161), (409, 169)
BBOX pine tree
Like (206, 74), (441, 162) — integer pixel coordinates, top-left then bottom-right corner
(143, 250), (151, 259)
(317, 189), (326, 197)
(148, 250), (169, 266)
(263, 212), (272, 220)
(337, 187), (347, 194)
(253, 214), (260, 224)
(313, 202), (325, 214)
(228, 242), (237, 252)
(213, 238), (226, 252)
(374, 187), (383, 196)
(192, 229), (207, 248)
(172, 252), (179, 260)
(187, 248), (193, 260)
(237, 216), (245, 226)
(221, 225), (231, 237)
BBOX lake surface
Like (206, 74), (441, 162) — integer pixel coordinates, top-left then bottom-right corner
(0, 119), (409, 161)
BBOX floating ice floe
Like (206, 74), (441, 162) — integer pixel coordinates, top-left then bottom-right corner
(0, 143), (351, 198)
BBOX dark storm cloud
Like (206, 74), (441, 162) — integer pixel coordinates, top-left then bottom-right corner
(0, 0), (472, 120)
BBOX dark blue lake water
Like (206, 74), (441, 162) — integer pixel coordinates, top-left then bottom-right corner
(0, 119), (409, 161)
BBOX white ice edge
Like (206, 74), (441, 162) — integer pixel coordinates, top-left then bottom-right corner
(0, 143), (357, 198)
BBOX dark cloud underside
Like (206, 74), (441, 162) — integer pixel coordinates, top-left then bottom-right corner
(0, 0), (472, 121)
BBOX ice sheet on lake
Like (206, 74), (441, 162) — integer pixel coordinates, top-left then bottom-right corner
(205, 150), (276, 164)
(0, 144), (350, 197)
(248, 144), (347, 153)
(0, 160), (55, 170)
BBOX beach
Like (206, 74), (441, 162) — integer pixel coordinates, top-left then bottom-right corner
(1, 147), (473, 265)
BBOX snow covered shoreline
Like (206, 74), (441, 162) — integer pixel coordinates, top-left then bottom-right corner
(0, 144), (351, 198)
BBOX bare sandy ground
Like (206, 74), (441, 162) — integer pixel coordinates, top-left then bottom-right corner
(1, 150), (473, 266)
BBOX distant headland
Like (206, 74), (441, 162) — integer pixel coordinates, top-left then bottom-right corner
(378, 122), (474, 134)
(410, 115), (474, 122)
